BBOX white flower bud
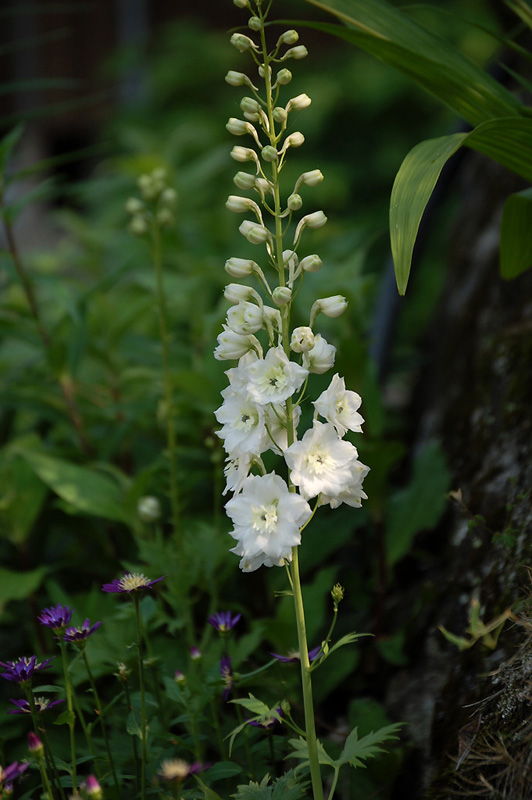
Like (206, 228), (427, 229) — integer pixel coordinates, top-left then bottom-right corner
(272, 286), (292, 306)
(225, 70), (248, 86)
(225, 257), (258, 277)
(294, 210), (327, 243)
(273, 106), (287, 123)
(280, 132), (305, 155)
(137, 496), (161, 523)
(161, 187), (177, 205)
(239, 219), (271, 244)
(129, 215), (148, 235)
(295, 169), (324, 190)
(275, 68), (292, 85)
(258, 64), (272, 80)
(230, 33), (259, 52)
(227, 300), (263, 334)
(233, 171), (256, 190)
(282, 45), (309, 60)
(287, 193), (303, 211)
(214, 325), (257, 360)
(248, 16), (262, 30)
(226, 119), (260, 146)
(226, 195), (260, 215)
(138, 173), (157, 199)
(240, 96), (260, 115)
(224, 283), (254, 304)
(300, 254), (322, 273)
(255, 178), (272, 197)
(233, 0), (250, 7)
(230, 147), (260, 172)
(291, 326), (315, 353)
(277, 30), (299, 47)
(287, 93), (312, 111)
(310, 295), (348, 326)
(262, 305), (282, 332)
(261, 145), (278, 162)
(125, 197), (144, 215)
(303, 333), (336, 374)
(157, 208), (173, 226)
(283, 249), (299, 270)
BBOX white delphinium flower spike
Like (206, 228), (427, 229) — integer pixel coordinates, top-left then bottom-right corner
(225, 473), (312, 570)
(313, 373), (364, 437)
(246, 345), (308, 405)
(284, 420), (363, 501)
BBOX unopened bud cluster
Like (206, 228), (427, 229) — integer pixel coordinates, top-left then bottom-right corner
(126, 168), (177, 235)
(214, 0), (368, 573)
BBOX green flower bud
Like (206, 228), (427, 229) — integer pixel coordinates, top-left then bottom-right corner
(233, 171), (256, 190)
(277, 30), (299, 46)
(233, 0), (250, 7)
(261, 145), (278, 162)
(239, 219), (270, 244)
(138, 173), (157, 199)
(287, 93), (312, 111)
(225, 70), (251, 87)
(331, 583), (345, 606)
(272, 286), (292, 306)
(240, 96), (260, 115)
(282, 45), (309, 60)
(129, 215), (148, 236)
(161, 187), (177, 206)
(300, 254), (322, 273)
(287, 193), (302, 211)
(248, 16), (262, 30)
(157, 208), (174, 226)
(230, 33), (258, 52)
(280, 698), (291, 714)
(125, 197), (143, 215)
(275, 68), (292, 85)
(273, 106), (287, 123)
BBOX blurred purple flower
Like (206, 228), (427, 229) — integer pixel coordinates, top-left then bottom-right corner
(83, 775), (102, 798)
(220, 654), (234, 701)
(63, 619), (102, 643)
(8, 696), (64, 715)
(208, 610), (241, 633)
(27, 732), (43, 753)
(248, 707), (283, 729)
(271, 646), (322, 663)
(37, 604), (73, 631)
(102, 573), (165, 593)
(0, 656), (54, 684)
(157, 759), (209, 782)
(0, 761), (28, 786)
(190, 646), (201, 661)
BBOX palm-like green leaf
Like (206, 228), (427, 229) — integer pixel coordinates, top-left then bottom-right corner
(303, 0), (525, 125)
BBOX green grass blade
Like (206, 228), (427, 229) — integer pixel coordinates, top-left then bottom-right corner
(303, 0), (525, 125)
(390, 133), (467, 295)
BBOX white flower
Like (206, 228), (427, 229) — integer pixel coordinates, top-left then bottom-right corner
(246, 345), (308, 405)
(223, 453), (253, 495)
(290, 326), (315, 353)
(225, 473), (312, 570)
(302, 333), (336, 374)
(284, 420), (360, 500)
(215, 391), (267, 456)
(214, 325), (259, 360)
(319, 460), (369, 509)
(313, 373), (364, 436)
(226, 301), (263, 334)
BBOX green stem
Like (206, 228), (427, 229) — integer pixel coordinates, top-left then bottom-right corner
(151, 218), (180, 542)
(133, 596), (148, 800)
(59, 640), (77, 792)
(25, 688), (58, 800)
(122, 679), (140, 792)
(82, 650), (120, 790)
(326, 768), (340, 800)
(290, 549), (324, 800)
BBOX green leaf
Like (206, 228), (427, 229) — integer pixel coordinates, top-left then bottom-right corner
(322, 631), (372, 660)
(390, 133), (467, 294)
(303, 0), (524, 125)
(126, 707), (143, 739)
(0, 124), (24, 174)
(0, 566), (47, 613)
(0, 455), (48, 544)
(391, 117), (532, 293)
(54, 709), (76, 727)
(194, 777), (224, 800)
(232, 771), (309, 800)
(18, 449), (132, 524)
(230, 694), (271, 716)
(385, 440), (451, 565)
(338, 723), (402, 768)
(500, 187), (532, 279)
(285, 737), (336, 768)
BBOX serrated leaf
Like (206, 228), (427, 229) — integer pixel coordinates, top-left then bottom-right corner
(285, 737), (336, 768)
(338, 723), (402, 768)
(232, 771), (309, 800)
(500, 187), (532, 279)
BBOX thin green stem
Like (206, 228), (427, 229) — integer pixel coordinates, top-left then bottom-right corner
(59, 640), (77, 793)
(122, 679), (140, 792)
(326, 768), (340, 800)
(24, 688), (59, 800)
(82, 650), (120, 790)
(133, 596), (148, 800)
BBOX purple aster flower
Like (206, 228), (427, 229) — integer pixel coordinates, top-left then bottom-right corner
(63, 619), (102, 643)
(8, 696), (64, 715)
(208, 610), (241, 633)
(102, 573), (165, 593)
(0, 656), (54, 684)
(220, 654), (234, 701)
(271, 645), (322, 663)
(37, 604), (74, 630)
(248, 707), (283, 729)
(0, 761), (28, 786)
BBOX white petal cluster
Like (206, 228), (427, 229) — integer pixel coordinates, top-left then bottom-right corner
(246, 346), (308, 405)
(313, 373), (364, 436)
(226, 473), (312, 571)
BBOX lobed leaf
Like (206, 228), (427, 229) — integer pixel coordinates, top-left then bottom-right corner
(338, 723), (402, 768)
